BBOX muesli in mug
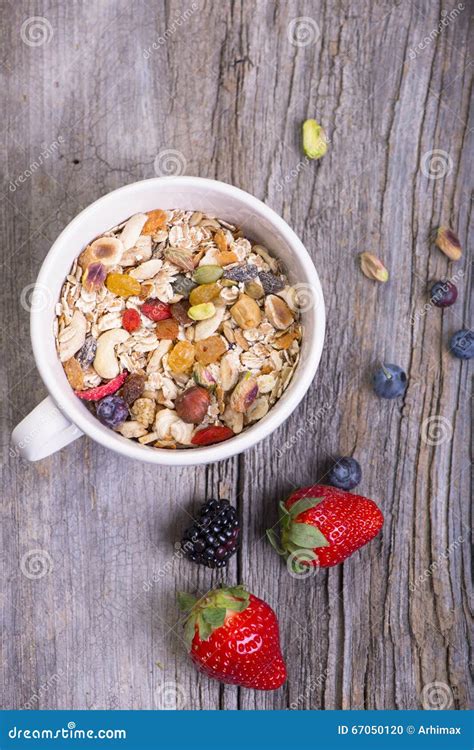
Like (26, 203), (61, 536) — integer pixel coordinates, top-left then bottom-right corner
(54, 208), (303, 449)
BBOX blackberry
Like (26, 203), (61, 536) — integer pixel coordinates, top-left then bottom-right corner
(180, 499), (240, 568)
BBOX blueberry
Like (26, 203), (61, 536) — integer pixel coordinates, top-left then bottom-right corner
(373, 364), (407, 399)
(449, 329), (474, 360)
(430, 280), (458, 308)
(328, 457), (362, 490)
(96, 395), (129, 428)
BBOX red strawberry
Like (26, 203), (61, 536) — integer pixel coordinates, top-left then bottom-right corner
(266, 484), (383, 567)
(74, 371), (128, 401)
(178, 586), (286, 690)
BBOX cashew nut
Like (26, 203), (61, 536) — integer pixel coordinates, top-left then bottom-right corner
(93, 328), (130, 379)
(59, 310), (87, 362)
(245, 396), (269, 424)
(194, 305), (226, 341)
(154, 408), (180, 440)
(222, 406), (244, 434)
(220, 351), (240, 391)
(121, 235), (152, 267)
(129, 258), (163, 280)
(116, 420), (148, 439)
(120, 213), (148, 250)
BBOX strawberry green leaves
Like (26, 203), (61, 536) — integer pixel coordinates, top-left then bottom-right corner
(287, 522), (329, 548)
(178, 586), (251, 650)
(266, 496), (328, 564)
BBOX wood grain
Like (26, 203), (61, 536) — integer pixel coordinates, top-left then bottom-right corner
(1, 0), (471, 711)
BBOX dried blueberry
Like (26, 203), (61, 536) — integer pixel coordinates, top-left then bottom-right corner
(96, 395), (129, 428)
(223, 264), (258, 282)
(258, 271), (285, 294)
(76, 336), (97, 370)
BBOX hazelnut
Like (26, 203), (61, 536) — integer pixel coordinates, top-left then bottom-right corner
(175, 386), (210, 424)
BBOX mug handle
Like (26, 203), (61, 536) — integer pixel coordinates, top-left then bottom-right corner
(11, 396), (83, 461)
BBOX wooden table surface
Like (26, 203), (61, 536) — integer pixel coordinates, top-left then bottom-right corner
(2, 0), (472, 711)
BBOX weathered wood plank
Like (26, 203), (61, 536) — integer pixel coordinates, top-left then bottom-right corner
(1, 0), (471, 712)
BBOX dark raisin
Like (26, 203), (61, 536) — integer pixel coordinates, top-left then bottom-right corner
(223, 264), (258, 282)
(76, 336), (97, 370)
(121, 373), (145, 404)
(258, 271), (285, 294)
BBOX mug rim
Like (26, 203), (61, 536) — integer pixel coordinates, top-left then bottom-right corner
(31, 176), (325, 465)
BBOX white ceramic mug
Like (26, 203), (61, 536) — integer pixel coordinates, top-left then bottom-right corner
(12, 177), (325, 465)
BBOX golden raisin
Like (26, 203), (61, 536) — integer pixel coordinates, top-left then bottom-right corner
(189, 283), (221, 307)
(142, 209), (167, 235)
(195, 335), (227, 365)
(155, 317), (179, 340)
(168, 340), (195, 373)
(106, 273), (141, 297)
(189, 284), (221, 306)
